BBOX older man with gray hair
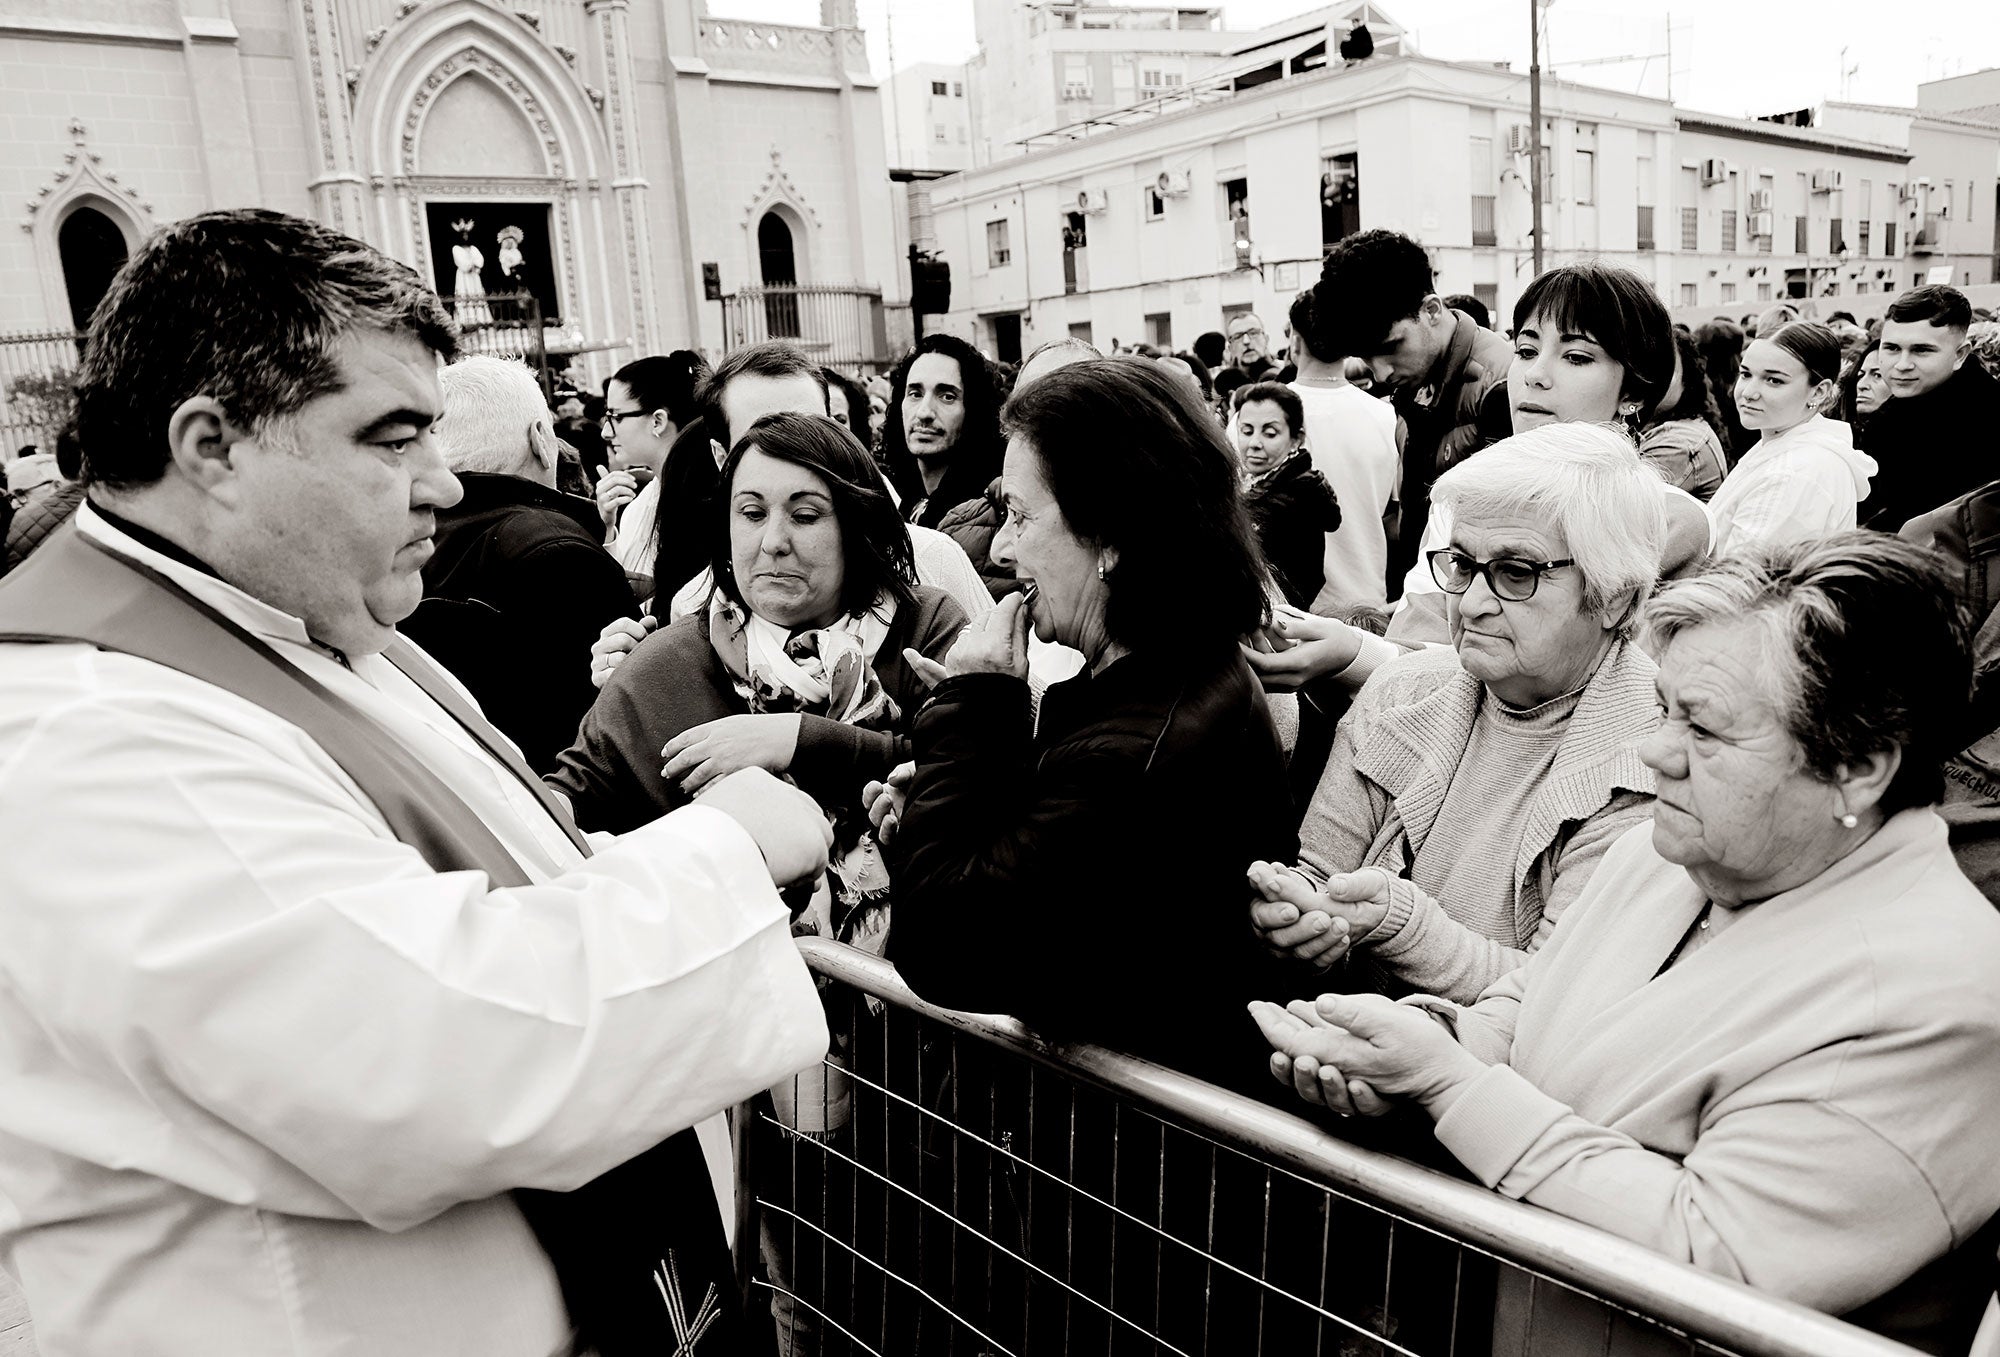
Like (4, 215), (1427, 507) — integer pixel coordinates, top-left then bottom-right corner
(402, 354), (636, 771)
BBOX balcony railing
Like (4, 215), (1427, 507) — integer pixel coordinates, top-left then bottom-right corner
(1912, 214), (1945, 252)
(720, 284), (892, 377)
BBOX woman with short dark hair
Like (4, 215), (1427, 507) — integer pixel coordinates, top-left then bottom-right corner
(877, 358), (1290, 1082)
(1707, 321), (1877, 554)
(1257, 532), (2000, 1353)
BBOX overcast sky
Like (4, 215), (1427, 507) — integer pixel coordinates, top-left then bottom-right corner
(712, 0), (2000, 119)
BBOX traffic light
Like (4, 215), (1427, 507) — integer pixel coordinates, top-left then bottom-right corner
(910, 249), (952, 317)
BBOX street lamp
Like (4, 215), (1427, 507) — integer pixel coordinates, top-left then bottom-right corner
(1529, 0), (1553, 275)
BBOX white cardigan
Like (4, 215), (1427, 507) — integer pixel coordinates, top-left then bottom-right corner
(1429, 810), (2000, 1316)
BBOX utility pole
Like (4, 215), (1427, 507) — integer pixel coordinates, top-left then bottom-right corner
(1529, 0), (1546, 275)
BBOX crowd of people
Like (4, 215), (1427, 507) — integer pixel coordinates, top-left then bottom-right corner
(2, 205), (1999, 1357)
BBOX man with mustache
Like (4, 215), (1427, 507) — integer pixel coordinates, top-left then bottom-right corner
(879, 333), (1015, 597)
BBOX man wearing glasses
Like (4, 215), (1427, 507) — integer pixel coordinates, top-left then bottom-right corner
(1215, 312), (1280, 399)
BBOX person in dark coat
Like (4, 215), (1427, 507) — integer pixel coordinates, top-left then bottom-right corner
(1861, 285), (2000, 532)
(866, 358), (1299, 1355)
(401, 355), (636, 773)
(875, 358), (1294, 1081)
(1231, 380), (1341, 607)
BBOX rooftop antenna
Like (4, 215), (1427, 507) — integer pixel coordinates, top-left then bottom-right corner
(1839, 46), (1858, 100)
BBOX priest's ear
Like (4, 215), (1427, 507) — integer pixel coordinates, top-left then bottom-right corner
(164, 395), (250, 494)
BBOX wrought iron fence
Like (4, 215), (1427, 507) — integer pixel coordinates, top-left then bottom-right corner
(721, 285), (891, 376)
(450, 290), (551, 395)
(0, 330), (83, 458)
(748, 938), (1931, 1357)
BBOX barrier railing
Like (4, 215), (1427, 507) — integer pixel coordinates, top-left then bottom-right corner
(750, 937), (1927, 1357)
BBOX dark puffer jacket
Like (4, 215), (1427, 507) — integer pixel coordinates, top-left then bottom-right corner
(4, 479), (86, 575)
(888, 643), (1296, 1089)
(1243, 448), (1342, 608)
(911, 461), (1016, 599)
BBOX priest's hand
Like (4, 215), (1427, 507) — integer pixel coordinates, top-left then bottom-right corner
(698, 768), (833, 890)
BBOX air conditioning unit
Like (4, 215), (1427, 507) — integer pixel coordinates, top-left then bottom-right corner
(1750, 211), (1774, 239)
(1156, 169), (1192, 198)
(1749, 188), (1773, 212)
(1077, 188), (1109, 215)
(1506, 123), (1533, 156)
(1810, 167), (1845, 193)
(1699, 158), (1726, 186)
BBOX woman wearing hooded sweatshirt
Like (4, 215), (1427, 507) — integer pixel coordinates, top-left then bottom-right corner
(1706, 321), (1877, 555)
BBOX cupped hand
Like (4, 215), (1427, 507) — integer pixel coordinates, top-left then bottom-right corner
(590, 614), (657, 688)
(862, 760), (916, 844)
(662, 713), (802, 797)
(1247, 861), (1395, 969)
(1248, 1000), (1391, 1116)
(1250, 993), (1484, 1118)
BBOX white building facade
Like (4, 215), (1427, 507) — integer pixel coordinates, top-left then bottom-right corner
(0, 0), (903, 376)
(883, 60), (971, 173)
(922, 53), (2000, 362)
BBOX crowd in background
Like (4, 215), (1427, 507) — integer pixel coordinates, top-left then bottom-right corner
(4, 207), (2000, 1357)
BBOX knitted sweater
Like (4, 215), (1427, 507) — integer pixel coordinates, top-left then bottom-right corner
(1294, 638), (1657, 1001)
(1430, 811), (2000, 1340)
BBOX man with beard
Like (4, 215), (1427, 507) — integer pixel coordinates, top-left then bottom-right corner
(879, 333), (1013, 597)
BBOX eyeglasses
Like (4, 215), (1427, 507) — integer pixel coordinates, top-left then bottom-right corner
(600, 408), (651, 432)
(1427, 548), (1575, 602)
(1230, 325), (1265, 341)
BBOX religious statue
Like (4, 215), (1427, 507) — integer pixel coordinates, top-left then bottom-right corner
(495, 224), (525, 280)
(450, 217), (491, 325)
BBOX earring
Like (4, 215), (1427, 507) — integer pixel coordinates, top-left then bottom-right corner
(1096, 562), (1106, 581)
(1837, 812), (1858, 829)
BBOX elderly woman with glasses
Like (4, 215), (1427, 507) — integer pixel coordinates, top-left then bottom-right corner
(1251, 423), (1666, 1002)
(1254, 534), (2000, 1351)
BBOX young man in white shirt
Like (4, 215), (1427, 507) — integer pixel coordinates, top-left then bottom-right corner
(0, 208), (832, 1357)
(1286, 288), (1400, 612)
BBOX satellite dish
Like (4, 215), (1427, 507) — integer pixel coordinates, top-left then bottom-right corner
(1157, 171), (1172, 195)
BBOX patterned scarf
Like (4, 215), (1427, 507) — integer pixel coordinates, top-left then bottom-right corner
(706, 590), (900, 732)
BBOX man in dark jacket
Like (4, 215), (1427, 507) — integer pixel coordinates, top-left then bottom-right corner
(1309, 229), (1512, 595)
(880, 333), (1013, 596)
(403, 355), (636, 772)
(1861, 285), (2000, 533)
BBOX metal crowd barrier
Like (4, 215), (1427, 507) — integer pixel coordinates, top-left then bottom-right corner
(747, 937), (1927, 1357)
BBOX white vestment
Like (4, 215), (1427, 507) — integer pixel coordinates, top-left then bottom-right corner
(0, 504), (828, 1356)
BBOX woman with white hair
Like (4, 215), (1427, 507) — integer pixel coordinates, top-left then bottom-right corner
(1251, 423), (1666, 1002)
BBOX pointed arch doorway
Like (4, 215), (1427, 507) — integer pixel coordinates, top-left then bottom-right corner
(758, 211), (800, 338)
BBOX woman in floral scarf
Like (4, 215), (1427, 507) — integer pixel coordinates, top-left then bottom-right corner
(551, 410), (967, 951)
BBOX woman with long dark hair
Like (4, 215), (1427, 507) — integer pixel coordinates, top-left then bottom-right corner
(1638, 329), (1729, 499)
(1694, 318), (1752, 460)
